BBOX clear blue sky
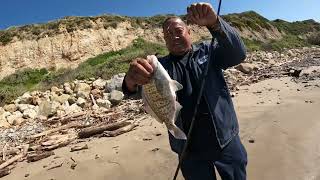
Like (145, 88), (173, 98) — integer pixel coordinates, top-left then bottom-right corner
(1, 0), (319, 30)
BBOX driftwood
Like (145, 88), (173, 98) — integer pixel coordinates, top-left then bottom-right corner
(2, 145), (20, 161)
(47, 111), (87, 124)
(90, 94), (97, 106)
(91, 111), (122, 119)
(27, 151), (55, 162)
(70, 144), (88, 152)
(41, 134), (78, 151)
(78, 121), (131, 138)
(0, 168), (10, 178)
(0, 145), (28, 170)
(103, 123), (138, 137)
(47, 163), (63, 170)
(28, 123), (88, 140)
(60, 112), (89, 124)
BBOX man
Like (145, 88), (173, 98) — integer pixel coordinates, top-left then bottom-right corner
(122, 2), (247, 180)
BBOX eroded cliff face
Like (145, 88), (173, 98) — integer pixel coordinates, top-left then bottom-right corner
(0, 19), (283, 79)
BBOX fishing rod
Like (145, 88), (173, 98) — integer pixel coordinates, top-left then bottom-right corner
(172, 0), (223, 179)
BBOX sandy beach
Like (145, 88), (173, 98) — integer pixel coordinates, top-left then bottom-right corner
(2, 77), (320, 180)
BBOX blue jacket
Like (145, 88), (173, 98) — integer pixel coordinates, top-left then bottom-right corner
(122, 17), (246, 154)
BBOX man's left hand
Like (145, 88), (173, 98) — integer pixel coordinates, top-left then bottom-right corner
(187, 3), (218, 28)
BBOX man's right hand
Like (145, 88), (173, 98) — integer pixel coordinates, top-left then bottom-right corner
(124, 57), (154, 92)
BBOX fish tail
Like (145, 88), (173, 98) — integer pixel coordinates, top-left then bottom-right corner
(168, 125), (187, 140)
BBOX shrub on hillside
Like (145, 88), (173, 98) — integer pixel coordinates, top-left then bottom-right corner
(0, 31), (14, 45)
(307, 32), (320, 46)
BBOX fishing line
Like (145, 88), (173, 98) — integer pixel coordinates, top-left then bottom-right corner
(172, 0), (223, 179)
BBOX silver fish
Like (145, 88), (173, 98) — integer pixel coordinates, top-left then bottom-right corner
(142, 55), (187, 140)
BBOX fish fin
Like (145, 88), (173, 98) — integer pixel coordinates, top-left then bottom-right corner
(174, 101), (182, 122)
(168, 125), (187, 140)
(167, 101), (186, 139)
(170, 80), (183, 92)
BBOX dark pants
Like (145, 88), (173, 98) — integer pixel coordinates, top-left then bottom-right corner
(180, 135), (247, 180)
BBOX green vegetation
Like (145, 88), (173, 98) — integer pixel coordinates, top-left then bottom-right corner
(242, 38), (264, 51)
(243, 35), (310, 52)
(307, 32), (320, 46)
(0, 31), (14, 45)
(222, 11), (273, 31)
(271, 19), (320, 35)
(0, 38), (167, 105)
(0, 68), (48, 104)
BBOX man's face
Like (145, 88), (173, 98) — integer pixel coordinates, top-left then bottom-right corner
(163, 18), (192, 56)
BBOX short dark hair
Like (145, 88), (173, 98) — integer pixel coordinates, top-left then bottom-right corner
(162, 16), (183, 30)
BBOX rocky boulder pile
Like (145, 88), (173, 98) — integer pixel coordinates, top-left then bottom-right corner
(0, 73), (140, 147)
(224, 47), (320, 91)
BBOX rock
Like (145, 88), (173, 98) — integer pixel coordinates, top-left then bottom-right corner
(109, 90), (124, 105)
(51, 86), (63, 95)
(305, 100), (313, 103)
(92, 104), (99, 110)
(0, 117), (10, 128)
(68, 96), (77, 105)
(19, 92), (32, 104)
(65, 104), (82, 114)
(74, 83), (91, 98)
(51, 94), (70, 104)
(13, 117), (26, 126)
(3, 104), (17, 113)
(23, 108), (38, 119)
(17, 104), (35, 112)
(65, 87), (73, 95)
(2, 111), (12, 118)
(0, 108), (10, 128)
(289, 68), (302, 77)
(301, 66), (320, 77)
(76, 97), (86, 108)
(268, 59), (276, 65)
(7, 111), (24, 125)
(37, 115), (48, 121)
(235, 63), (258, 74)
(38, 101), (59, 117)
(91, 89), (102, 99)
(287, 50), (295, 57)
(105, 73), (125, 92)
(96, 99), (112, 109)
(103, 93), (110, 100)
(93, 78), (107, 90)
(77, 91), (89, 99)
(63, 83), (74, 94)
(71, 163), (77, 170)
(266, 52), (273, 59)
